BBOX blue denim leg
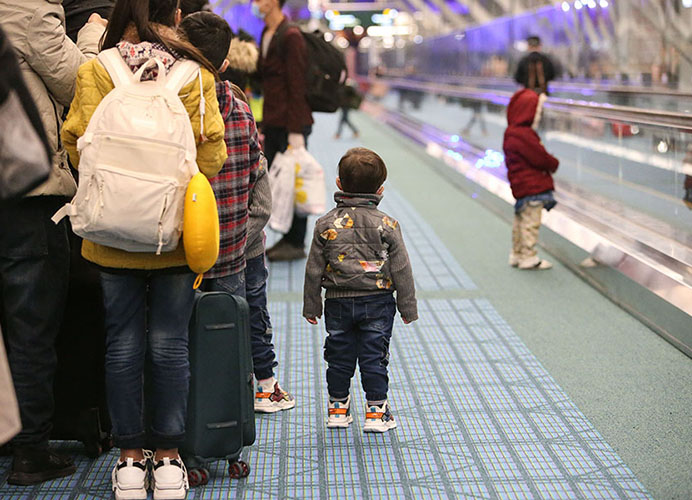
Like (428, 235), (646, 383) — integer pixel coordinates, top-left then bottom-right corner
(147, 272), (196, 449)
(355, 294), (396, 402)
(100, 272), (148, 449)
(324, 298), (358, 400)
(101, 271), (196, 450)
(0, 197), (70, 446)
(201, 270), (246, 298)
(244, 254), (277, 380)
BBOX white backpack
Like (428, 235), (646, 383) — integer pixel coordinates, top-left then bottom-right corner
(53, 48), (204, 254)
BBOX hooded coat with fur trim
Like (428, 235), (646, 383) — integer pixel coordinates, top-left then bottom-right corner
(503, 89), (559, 199)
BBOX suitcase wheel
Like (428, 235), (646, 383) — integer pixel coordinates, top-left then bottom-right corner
(228, 460), (250, 479)
(188, 467), (209, 487)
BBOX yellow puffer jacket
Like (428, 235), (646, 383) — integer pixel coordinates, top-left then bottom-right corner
(62, 54), (227, 271)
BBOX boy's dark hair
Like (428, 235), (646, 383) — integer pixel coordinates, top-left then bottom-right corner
(179, 12), (233, 70)
(180, 0), (209, 16)
(527, 35), (541, 47)
(278, 0), (287, 7)
(338, 148), (387, 194)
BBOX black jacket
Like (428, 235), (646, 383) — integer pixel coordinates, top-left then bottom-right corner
(62, 0), (114, 42)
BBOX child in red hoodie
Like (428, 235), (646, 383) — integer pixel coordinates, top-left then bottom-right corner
(503, 89), (559, 270)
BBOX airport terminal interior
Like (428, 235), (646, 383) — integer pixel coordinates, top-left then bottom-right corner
(1, 0), (691, 499)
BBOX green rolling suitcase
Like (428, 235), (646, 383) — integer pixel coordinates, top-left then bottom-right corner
(182, 291), (256, 486)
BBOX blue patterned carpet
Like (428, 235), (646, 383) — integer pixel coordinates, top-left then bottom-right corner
(0, 114), (652, 499)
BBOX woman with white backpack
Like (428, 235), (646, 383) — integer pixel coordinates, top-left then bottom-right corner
(61, 1), (226, 499)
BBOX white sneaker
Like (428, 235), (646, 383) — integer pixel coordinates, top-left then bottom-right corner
(254, 378), (296, 413)
(363, 401), (397, 433)
(518, 256), (553, 270)
(112, 451), (152, 500)
(326, 396), (353, 428)
(152, 456), (189, 500)
(508, 253), (520, 267)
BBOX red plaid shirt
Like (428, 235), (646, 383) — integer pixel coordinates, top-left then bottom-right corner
(205, 81), (262, 278)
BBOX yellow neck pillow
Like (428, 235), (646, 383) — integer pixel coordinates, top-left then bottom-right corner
(183, 172), (219, 287)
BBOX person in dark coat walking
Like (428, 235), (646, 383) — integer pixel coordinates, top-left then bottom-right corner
(514, 36), (559, 95)
(503, 89), (559, 270)
(253, 0), (314, 261)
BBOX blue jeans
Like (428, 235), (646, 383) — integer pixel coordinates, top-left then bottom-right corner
(0, 196), (70, 446)
(244, 254), (276, 381)
(324, 293), (396, 402)
(100, 271), (196, 450)
(201, 270), (245, 298)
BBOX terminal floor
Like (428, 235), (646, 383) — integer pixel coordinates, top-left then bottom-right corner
(0, 112), (690, 499)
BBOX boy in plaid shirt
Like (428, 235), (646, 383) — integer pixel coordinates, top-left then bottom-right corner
(181, 12), (294, 411)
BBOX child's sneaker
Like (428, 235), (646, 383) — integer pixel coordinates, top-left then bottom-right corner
(254, 378), (296, 413)
(151, 456), (188, 500)
(111, 451), (152, 500)
(326, 396), (353, 428)
(363, 401), (397, 433)
(508, 253), (520, 267)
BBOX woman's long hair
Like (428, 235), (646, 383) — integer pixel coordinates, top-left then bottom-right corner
(102, 0), (217, 76)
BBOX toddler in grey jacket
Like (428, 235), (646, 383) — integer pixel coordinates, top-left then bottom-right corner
(303, 147), (417, 433)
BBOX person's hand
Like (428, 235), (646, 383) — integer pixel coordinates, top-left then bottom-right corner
(288, 133), (305, 149)
(305, 317), (318, 325)
(88, 13), (108, 27)
(402, 317), (411, 324)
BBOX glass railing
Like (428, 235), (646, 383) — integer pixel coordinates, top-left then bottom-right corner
(375, 71), (692, 114)
(363, 77), (692, 260)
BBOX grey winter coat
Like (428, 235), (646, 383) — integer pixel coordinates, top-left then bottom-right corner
(0, 0), (104, 197)
(303, 192), (417, 321)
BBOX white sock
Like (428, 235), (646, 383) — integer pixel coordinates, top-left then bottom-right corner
(258, 377), (276, 391)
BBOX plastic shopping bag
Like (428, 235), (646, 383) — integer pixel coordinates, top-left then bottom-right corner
(268, 150), (295, 234)
(292, 148), (326, 216)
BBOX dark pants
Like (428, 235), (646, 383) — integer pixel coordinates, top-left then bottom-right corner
(244, 254), (276, 380)
(336, 107), (358, 136)
(324, 294), (396, 402)
(100, 271), (196, 450)
(263, 126), (311, 248)
(0, 196), (70, 446)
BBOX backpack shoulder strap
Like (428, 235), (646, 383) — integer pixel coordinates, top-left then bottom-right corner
(165, 60), (201, 94)
(97, 48), (134, 88)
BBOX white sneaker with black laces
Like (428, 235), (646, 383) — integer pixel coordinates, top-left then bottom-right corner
(112, 451), (152, 500)
(326, 395), (353, 428)
(151, 456), (189, 500)
(363, 401), (397, 433)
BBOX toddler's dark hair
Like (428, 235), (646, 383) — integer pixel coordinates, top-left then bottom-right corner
(338, 148), (387, 194)
(179, 12), (233, 70)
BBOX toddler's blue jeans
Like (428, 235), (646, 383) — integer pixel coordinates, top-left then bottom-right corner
(324, 293), (396, 402)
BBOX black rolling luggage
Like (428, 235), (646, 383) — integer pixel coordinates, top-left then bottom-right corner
(182, 291), (256, 486)
(52, 231), (112, 457)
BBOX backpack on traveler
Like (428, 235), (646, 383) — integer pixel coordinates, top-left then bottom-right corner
(277, 24), (347, 113)
(53, 48), (204, 255)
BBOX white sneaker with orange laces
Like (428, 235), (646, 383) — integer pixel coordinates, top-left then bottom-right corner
(363, 401), (397, 433)
(326, 395), (353, 428)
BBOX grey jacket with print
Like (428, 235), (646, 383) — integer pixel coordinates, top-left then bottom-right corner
(303, 192), (417, 321)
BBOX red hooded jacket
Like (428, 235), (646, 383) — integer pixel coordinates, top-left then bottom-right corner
(503, 89), (559, 199)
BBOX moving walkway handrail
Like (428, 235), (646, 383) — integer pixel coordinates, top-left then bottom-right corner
(381, 71), (692, 99)
(369, 77), (692, 132)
